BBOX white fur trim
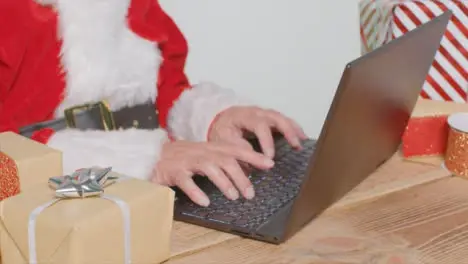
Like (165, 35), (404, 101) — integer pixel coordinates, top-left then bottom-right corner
(47, 128), (168, 180)
(54, 0), (161, 115)
(168, 82), (252, 142)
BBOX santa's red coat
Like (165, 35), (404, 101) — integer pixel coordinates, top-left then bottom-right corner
(0, 0), (250, 179)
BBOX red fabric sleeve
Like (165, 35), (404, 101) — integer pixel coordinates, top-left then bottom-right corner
(31, 128), (55, 144)
(130, 0), (191, 129)
(0, 0), (56, 144)
(154, 7), (192, 129)
(0, 0), (27, 134)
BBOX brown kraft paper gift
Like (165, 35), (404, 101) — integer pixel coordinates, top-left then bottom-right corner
(0, 132), (62, 200)
(0, 170), (175, 264)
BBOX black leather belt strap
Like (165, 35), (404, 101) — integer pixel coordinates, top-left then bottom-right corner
(20, 101), (159, 138)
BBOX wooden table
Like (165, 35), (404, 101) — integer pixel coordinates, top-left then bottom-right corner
(165, 152), (466, 264)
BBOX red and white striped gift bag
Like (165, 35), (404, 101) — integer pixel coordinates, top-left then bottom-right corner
(359, 0), (395, 53)
(360, 0), (468, 102)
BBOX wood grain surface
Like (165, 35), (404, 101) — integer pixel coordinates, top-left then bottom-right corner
(169, 176), (468, 264)
(169, 152), (452, 263)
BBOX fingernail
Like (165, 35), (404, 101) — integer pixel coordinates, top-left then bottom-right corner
(293, 138), (301, 147)
(295, 140), (302, 149)
(228, 188), (240, 200)
(264, 159), (275, 167)
(198, 196), (210, 207)
(245, 186), (255, 199)
(266, 148), (275, 158)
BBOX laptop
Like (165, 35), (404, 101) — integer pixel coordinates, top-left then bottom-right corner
(173, 11), (452, 244)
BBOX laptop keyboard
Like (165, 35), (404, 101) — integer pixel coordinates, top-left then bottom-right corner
(175, 138), (317, 231)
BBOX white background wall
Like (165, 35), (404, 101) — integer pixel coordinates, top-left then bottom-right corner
(160, 0), (361, 138)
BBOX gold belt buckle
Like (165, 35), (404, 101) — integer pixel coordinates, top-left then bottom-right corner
(64, 101), (116, 130)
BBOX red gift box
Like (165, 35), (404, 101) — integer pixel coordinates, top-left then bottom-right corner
(401, 99), (468, 158)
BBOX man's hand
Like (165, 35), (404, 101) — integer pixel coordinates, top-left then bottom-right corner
(152, 140), (274, 207)
(208, 106), (308, 157)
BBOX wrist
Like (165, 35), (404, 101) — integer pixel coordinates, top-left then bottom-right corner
(207, 107), (235, 142)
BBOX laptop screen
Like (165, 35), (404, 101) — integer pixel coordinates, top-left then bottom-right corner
(285, 11), (451, 236)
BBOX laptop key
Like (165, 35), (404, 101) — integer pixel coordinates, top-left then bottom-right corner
(242, 201), (256, 208)
(267, 197), (281, 206)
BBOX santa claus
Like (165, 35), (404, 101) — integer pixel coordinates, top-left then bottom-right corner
(0, 0), (306, 206)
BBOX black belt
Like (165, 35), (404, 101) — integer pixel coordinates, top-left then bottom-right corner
(20, 101), (159, 138)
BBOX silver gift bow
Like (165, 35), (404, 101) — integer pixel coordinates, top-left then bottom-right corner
(28, 167), (132, 264)
(48, 167), (119, 198)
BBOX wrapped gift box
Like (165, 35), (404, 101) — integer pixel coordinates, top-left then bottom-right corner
(0, 132), (62, 201)
(359, 0), (468, 102)
(402, 99), (468, 164)
(0, 168), (175, 264)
